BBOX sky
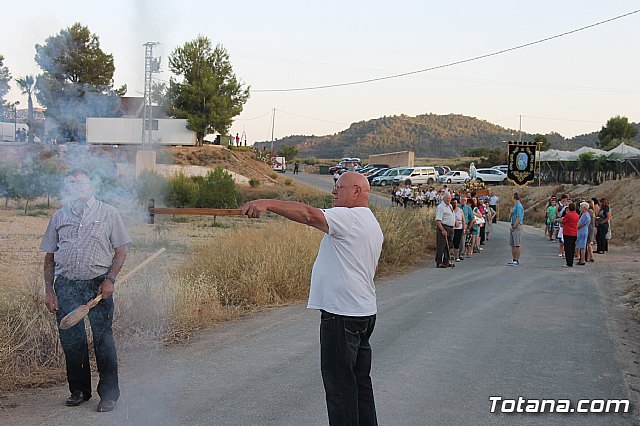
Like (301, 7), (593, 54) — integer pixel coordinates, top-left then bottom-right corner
(1, 0), (639, 143)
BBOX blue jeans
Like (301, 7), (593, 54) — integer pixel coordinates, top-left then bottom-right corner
(320, 310), (377, 426)
(55, 275), (120, 401)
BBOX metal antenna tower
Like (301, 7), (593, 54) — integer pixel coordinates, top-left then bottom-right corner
(142, 42), (161, 145)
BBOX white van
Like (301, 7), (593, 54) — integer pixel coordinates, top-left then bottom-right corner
(392, 166), (438, 186)
(272, 156), (286, 173)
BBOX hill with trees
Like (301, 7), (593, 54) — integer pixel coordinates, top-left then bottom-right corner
(253, 114), (640, 158)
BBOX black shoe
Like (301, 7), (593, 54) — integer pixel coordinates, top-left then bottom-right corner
(65, 391), (88, 407)
(97, 399), (116, 412)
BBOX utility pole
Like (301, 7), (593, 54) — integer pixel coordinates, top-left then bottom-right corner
(518, 115), (522, 143)
(142, 42), (161, 145)
(13, 101), (20, 141)
(270, 108), (276, 154)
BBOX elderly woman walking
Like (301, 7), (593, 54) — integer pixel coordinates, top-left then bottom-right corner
(576, 202), (591, 265)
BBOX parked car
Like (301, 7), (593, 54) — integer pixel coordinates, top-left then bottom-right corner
(362, 167), (381, 177)
(434, 166), (451, 176)
(437, 170), (469, 184)
(492, 164), (508, 174)
(329, 159), (361, 174)
(360, 163), (391, 174)
(272, 156), (286, 173)
(366, 168), (389, 182)
(469, 168), (508, 183)
(392, 166), (438, 186)
(371, 167), (408, 186)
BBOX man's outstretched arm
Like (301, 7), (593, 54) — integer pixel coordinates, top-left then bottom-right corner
(242, 199), (329, 233)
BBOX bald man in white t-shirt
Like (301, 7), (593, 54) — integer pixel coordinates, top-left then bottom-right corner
(242, 171), (383, 426)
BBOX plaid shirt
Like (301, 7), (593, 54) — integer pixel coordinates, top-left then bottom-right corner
(40, 196), (132, 280)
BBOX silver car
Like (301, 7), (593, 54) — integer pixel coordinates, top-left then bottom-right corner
(473, 168), (508, 183)
(437, 170), (469, 184)
(371, 167), (407, 186)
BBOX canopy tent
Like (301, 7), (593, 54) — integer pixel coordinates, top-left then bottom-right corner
(538, 142), (640, 161)
(606, 142), (640, 159)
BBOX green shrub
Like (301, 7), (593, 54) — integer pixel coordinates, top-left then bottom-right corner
(249, 178), (261, 187)
(193, 167), (239, 208)
(167, 173), (198, 207)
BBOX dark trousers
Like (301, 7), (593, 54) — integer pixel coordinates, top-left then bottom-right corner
(564, 235), (577, 266)
(453, 228), (463, 250)
(435, 224), (454, 265)
(54, 275), (120, 401)
(490, 205), (497, 223)
(596, 223), (609, 252)
(479, 224), (486, 244)
(320, 310), (377, 426)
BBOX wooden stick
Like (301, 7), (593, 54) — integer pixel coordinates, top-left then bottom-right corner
(59, 247), (166, 330)
(150, 208), (242, 216)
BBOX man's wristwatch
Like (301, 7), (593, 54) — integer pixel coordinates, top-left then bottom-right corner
(104, 275), (116, 284)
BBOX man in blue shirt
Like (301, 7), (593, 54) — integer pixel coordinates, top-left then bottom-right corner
(508, 192), (525, 266)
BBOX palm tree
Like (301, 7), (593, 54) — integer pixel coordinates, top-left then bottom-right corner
(16, 75), (35, 143)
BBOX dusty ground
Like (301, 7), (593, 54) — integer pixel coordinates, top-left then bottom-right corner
(593, 246), (640, 414)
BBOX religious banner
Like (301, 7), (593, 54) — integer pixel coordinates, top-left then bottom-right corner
(507, 141), (537, 185)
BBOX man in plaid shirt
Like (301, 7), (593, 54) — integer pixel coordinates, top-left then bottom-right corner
(40, 169), (131, 412)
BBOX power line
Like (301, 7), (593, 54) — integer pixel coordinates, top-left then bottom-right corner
(522, 115), (602, 124)
(253, 9), (640, 93)
(275, 108), (349, 125)
(235, 110), (273, 121)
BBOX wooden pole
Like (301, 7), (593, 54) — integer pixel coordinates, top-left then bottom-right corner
(149, 208), (243, 216)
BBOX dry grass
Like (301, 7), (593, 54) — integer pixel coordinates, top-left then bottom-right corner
(2, 170), (637, 393)
(170, 221), (321, 337)
(375, 207), (436, 274)
(0, 202), (427, 389)
(0, 268), (65, 390)
(0, 200), (439, 389)
(169, 207), (437, 337)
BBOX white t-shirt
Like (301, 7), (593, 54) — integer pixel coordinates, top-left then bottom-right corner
(308, 207), (383, 316)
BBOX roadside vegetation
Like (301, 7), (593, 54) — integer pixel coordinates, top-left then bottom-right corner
(0, 179), (434, 392)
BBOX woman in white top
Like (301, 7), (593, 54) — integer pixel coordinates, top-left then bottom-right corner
(451, 199), (466, 262)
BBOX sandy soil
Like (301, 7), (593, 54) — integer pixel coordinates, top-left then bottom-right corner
(593, 246), (640, 416)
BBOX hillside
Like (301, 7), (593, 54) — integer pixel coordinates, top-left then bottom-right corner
(253, 114), (640, 158)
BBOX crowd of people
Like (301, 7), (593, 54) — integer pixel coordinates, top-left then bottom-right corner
(391, 184), (498, 210)
(424, 183), (614, 269)
(544, 194), (612, 267)
(425, 187), (500, 268)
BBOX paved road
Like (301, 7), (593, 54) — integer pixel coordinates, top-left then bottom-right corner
(1, 179), (634, 425)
